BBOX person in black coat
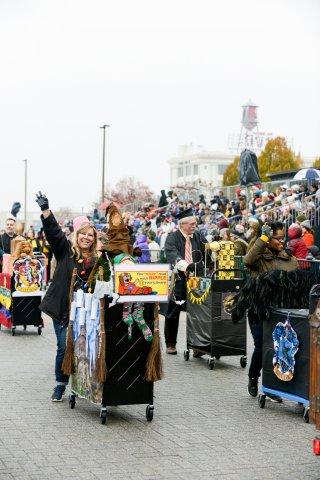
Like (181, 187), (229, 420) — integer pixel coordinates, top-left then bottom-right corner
(164, 209), (204, 354)
(35, 192), (98, 402)
(0, 217), (17, 271)
(158, 190), (168, 208)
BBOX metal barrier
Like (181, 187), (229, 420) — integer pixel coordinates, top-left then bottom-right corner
(297, 258), (320, 273)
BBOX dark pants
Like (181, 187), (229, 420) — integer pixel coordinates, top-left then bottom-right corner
(53, 319), (69, 385)
(248, 322), (263, 379)
(164, 300), (184, 346)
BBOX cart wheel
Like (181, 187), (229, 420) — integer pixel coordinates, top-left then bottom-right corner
(100, 409), (107, 425)
(207, 358), (215, 370)
(258, 394), (266, 409)
(183, 350), (190, 361)
(11, 327), (16, 336)
(69, 394), (76, 409)
(146, 405), (154, 422)
(240, 356), (247, 368)
(23, 325), (27, 331)
(215, 354), (220, 360)
(37, 327), (42, 335)
(303, 407), (309, 423)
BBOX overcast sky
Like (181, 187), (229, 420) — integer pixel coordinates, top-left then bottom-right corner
(0, 0), (319, 214)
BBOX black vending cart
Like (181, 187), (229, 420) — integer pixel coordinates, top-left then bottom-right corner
(69, 299), (155, 424)
(258, 308), (310, 422)
(184, 274), (247, 370)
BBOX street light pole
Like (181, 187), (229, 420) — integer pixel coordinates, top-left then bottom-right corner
(100, 124), (110, 203)
(22, 159), (28, 228)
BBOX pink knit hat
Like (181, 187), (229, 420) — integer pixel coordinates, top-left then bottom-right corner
(73, 215), (90, 232)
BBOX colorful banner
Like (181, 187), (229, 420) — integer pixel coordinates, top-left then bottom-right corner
(114, 264), (170, 303)
(13, 257), (44, 293)
(0, 273), (12, 310)
(71, 294), (103, 405)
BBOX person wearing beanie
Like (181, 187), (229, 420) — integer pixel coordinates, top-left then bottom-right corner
(296, 214), (307, 225)
(218, 218), (229, 230)
(133, 234), (151, 263)
(230, 229), (248, 256)
(35, 192), (98, 402)
(300, 219), (314, 247)
(244, 221), (298, 401)
(287, 223), (308, 259)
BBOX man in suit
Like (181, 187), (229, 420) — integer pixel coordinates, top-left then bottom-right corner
(164, 209), (203, 354)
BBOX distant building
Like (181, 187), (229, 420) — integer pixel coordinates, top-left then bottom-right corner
(168, 143), (315, 190)
(168, 143), (235, 187)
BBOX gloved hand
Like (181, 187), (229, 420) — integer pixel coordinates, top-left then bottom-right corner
(10, 202), (21, 217)
(186, 263), (195, 273)
(35, 191), (49, 211)
(261, 224), (272, 241)
(174, 259), (188, 272)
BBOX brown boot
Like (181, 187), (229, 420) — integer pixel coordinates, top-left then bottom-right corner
(166, 345), (177, 355)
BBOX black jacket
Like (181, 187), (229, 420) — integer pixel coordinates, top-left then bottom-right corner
(39, 213), (77, 324)
(165, 230), (203, 300)
(0, 232), (17, 255)
(165, 230), (202, 265)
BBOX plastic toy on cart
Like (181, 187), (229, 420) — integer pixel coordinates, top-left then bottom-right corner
(258, 308), (310, 423)
(184, 268), (247, 370)
(0, 249), (45, 335)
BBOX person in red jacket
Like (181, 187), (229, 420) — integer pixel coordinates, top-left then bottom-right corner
(300, 219), (315, 247)
(287, 223), (308, 259)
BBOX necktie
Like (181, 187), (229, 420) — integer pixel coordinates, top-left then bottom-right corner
(185, 236), (192, 264)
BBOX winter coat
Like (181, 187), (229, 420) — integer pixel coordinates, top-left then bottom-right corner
(234, 238), (248, 256)
(134, 234), (151, 263)
(0, 232), (17, 255)
(302, 231), (314, 247)
(287, 226), (308, 259)
(39, 213), (95, 324)
(244, 238), (298, 277)
(158, 191), (168, 208)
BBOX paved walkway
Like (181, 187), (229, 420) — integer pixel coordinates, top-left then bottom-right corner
(0, 314), (319, 480)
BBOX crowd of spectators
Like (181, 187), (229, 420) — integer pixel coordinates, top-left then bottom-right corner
(121, 182), (320, 261)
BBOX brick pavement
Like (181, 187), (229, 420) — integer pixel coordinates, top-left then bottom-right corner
(0, 313), (319, 480)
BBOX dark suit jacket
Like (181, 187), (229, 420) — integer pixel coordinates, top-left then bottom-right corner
(164, 230), (202, 265)
(164, 230), (203, 300)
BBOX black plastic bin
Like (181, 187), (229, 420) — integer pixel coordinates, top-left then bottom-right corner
(184, 276), (247, 370)
(11, 292), (43, 336)
(70, 301), (154, 424)
(258, 308), (310, 422)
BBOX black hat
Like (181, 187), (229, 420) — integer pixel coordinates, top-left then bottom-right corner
(175, 208), (194, 220)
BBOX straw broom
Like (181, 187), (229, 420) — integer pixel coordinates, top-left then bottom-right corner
(94, 297), (107, 383)
(93, 266), (107, 383)
(62, 268), (77, 375)
(145, 302), (164, 382)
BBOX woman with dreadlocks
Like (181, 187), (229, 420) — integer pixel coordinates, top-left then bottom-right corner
(244, 221), (298, 401)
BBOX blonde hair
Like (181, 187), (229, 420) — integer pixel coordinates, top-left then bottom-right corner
(71, 224), (98, 260)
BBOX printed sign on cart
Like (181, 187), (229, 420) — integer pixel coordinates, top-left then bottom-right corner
(114, 264), (170, 303)
(13, 257), (44, 293)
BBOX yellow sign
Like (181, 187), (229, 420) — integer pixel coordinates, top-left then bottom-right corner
(114, 264), (170, 303)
